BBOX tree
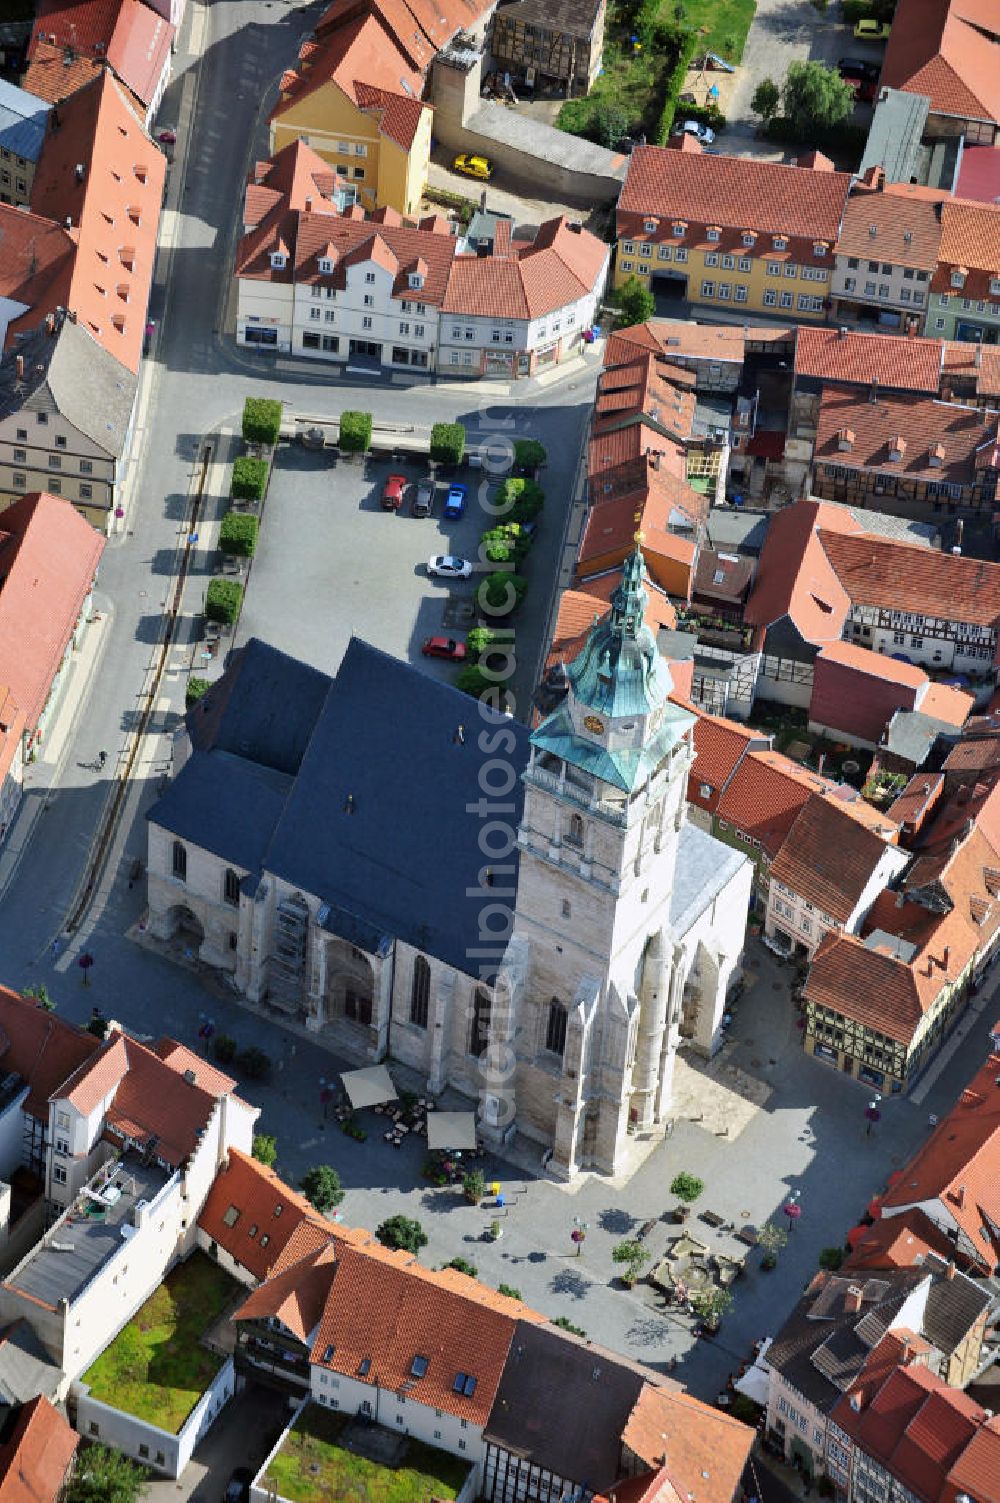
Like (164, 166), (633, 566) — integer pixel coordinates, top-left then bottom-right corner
(430, 422), (466, 466)
(670, 1171), (704, 1202)
(212, 1033), (237, 1064)
(782, 60), (855, 136)
(231, 456), (268, 502)
(462, 1168), (485, 1204)
(185, 677), (210, 708)
(219, 511), (259, 558)
(237, 1045), (271, 1080)
(481, 572), (528, 613)
(751, 78), (781, 122)
(466, 627), (498, 661)
(22, 983), (55, 1011)
(338, 410), (372, 453)
(757, 1220), (788, 1270)
(612, 1239), (650, 1286)
(253, 1133), (278, 1168)
(242, 397), (282, 447)
(455, 665), (496, 701)
(612, 274), (655, 329)
(376, 1214), (428, 1254)
(591, 102), (629, 149)
(300, 1164), (345, 1212)
(819, 1246), (845, 1271)
(206, 578), (243, 626)
(513, 438), (546, 473)
(66, 1445), (148, 1503)
(691, 1286), (734, 1328)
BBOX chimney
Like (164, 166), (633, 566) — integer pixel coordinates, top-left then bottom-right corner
(844, 1285), (864, 1315)
(817, 752), (826, 775)
(956, 518), (964, 546)
(942, 945), (950, 969)
(837, 426), (855, 451)
(946, 1259), (956, 1280)
(957, 1184), (967, 1208)
(74, 162), (85, 182)
(975, 345), (982, 369)
(45, 312), (54, 335)
(65, 215), (72, 229)
(838, 325), (849, 339)
(15, 355), (23, 380)
(900, 1337), (911, 1361)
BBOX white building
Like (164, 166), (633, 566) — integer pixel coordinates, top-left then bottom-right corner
(235, 141), (608, 378)
(146, 550), (751, 1179)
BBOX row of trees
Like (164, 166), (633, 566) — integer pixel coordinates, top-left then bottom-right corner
(751, 60), (856, 136)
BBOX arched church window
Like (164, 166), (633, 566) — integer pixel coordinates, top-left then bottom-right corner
(172, 841), (187, 881)
(546, 999), (568, 1057)
(566, 813), (584, 847)
(470, 988), (491, 1058)
(410, 956), (430, 1028)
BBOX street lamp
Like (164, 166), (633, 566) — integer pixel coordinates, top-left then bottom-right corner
(865, 1094), (882, 1137)
(571, 1215), (589, 1257)
(782, 1189), (802, 1231)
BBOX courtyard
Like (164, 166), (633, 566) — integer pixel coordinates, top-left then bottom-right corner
(81, 1253), (239, 1433)
(262, 1406), (471, 1503)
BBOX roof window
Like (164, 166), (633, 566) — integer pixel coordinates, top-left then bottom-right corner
(671, 220), (687, 237)
(274, 1203), (283, 1217)
(259, 1234), (270, 1248)
(323, 1344), (335, 1362)
(453, 1372), (477, 1397)
(409, 272), (424, 289)
(411, 1355), (429, 1378)
(358, 1358), (372, 1377)
(772, 234), (787, 251)
(270, 251), (287, 270)
(319, 257), (333, 274)
(222, 1205), (240, 1227)
(248, 1224), (258, 1238)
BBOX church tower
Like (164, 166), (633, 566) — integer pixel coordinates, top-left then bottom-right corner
(492, 545), (697, 1177)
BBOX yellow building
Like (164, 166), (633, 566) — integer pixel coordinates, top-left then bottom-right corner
(269, 13), (433, 216)
(615, 142), (854, 323)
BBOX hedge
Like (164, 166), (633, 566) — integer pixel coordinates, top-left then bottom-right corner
(430, 421), (466, 466)
(654, 26), (698, 145)
(339, 410), (372, 453)
(231, 455), (267, 502)
(242, 397), (282, 447)
(185, 677), (210, 707)
(219, 511), (259, 557)
(206, 578), (244, 625)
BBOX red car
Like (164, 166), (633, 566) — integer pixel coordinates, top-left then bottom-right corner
(421, 636), (467, 661)
(381, 474), (407, 510)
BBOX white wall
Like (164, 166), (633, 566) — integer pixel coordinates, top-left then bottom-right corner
(0, 1088), (28, 1181)
(831, 255), (930, 321)
(308, 1366), (484, 1472)
(75, 1356), (235, 1478)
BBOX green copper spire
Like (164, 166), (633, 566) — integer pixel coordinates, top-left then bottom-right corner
(566, 539), (672, 720)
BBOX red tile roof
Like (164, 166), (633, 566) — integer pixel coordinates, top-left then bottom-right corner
(270, 14), (425, 133)
(818, 528), (1000, 628)
(811, 641), (928, 748)
(918, 682), (974, 729)
(814, 388), (998, 487)
(715, 749), (834, 859)
(0, 689), (26, 797)
(817, 639), (927, 690)
(28, 70), (166, 373)
(943, 1416), (1000, 1503)
(0, 1396), (78, 1503)
(743, 498), (859, 640)
(234, 1243), (339, 1340)
(793, 325), (944, 394)
(442, 217), (609, 321)
(770, 792), (898, 922)
(21, 41), (104, 106)
(316, 0), (494, 63)
(933, 198), (1000, 297)
(197, 1148), (336, 1281)
(351, 80), (427, 150)
(0, 493), (104, 732)
(0, 985), (100, 1121)
(884, 773), (945, 833)
(102, 1033), (226, 1166)
(621, 1385), (753, 1503)
(836, 188), (944, 269)
(153, 1039), (240, 1099)
(881, 0), (1000, 125)
(0, 206), (76, 319)
(687, 712), (765, 813)
(843, 1207), (957, 1272)
(881, 1045), (1000, 1272)
(541, 577), (677, 688)
(27, 0), (174, 112)
(309, 1243), (540, 1424)
(617, 146), (852, 249)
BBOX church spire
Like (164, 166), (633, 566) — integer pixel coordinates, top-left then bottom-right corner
(608, 535), (649, 640)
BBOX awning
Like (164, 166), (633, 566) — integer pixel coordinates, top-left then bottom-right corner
(734, 1338), (772, 1407)
(341, 1064), (398, 1110)
(427, 1111), (478, 1151)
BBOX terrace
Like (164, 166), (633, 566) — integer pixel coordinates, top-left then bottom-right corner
(81, 1252), (239, 1433)
(261, 1406), (472, 1503)
(6, 1152), (173, 1307)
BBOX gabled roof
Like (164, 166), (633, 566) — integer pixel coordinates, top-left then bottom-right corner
(943, 1416), (1000, 1503)
(0, 205), (76, 333)
(0, 986), (99, 1121)
(0, 1395), (78, 1503)
(935, 196), (1000, 276)
(770, 792), (897, 922)
(816, 638), (927, 690)
(617, 146), (852, 245)
(234, 1244), (339, 1341)
(687, 712), (765, 813)
(881, 0), (1000, 125)
(0, 491), (104, 731)
(27, 0), (174, 111)
(793, 325), (944, 394)
(836, 186), (944, 269)
(197, 1148), (334, 1281)
(743, 498), (858, 641)
(270, 14), (425, 132)
(309, 1244), (537, 1425)
(621, 1384), (754, 1503)
(317, 0), (495, 64)
(1, 314), (137, 460)
(442, 216), (608, 321)
(843, 1207), (957, 1271)
(814, 388), (998, 487)
(98, 1032), (233, 1166)
(714, 748), (834, 858)
(818, 528), (1000, 628)
(881, 1045), (1000, 1272)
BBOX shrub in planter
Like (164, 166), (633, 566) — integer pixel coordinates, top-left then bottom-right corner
(466, 627), (498, 662)
(670, 1171), (704, 1202)
(481, 571), (528, 613)
(212, 1032), (237, 1064)
(481, 523), (530, 566)
(513, 438), (546, 472)
(231, 455), (268, 502)
(612, 1239), (650, 1287)
(498, 1282), (522, 1300)
(339, 410), (372, 453)
(447, 1256), (479, 1278)
(552, 1315), (586, 1337)
(185, 676), (210, 708)
(237, 1045), (271, 1080)
(219, 511), (259, 557)
(495, 477), (544, 523)
(463, 1168), (486, 1204)
(206, 578), (243, 625)
(430, 421), (465, 466)
(242, 397), (282, 447)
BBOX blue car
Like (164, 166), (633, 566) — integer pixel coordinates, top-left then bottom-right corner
(443, 483), (467, 519)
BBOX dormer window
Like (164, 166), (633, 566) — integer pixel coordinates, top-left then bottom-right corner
(888, 436), (906, 462)
(318, 256), (333, 274)
(991, 277), (1000, 297)
(772, 234), (787, 251)
(928, 442), (945, 468)
(951, 268), (966, 289)
(270, 251), (287, 270)
(813, 241), (827, 257)
(706, 226), (720, 243)
(643, 218), (657, 233)
(742, 231), (756, 247)
(409, 272), (424, 289)
(671, 220), (687, 238)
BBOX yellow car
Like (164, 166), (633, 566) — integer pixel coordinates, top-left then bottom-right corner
(453, 153), (494, 181)
(854, 18), (891, 39)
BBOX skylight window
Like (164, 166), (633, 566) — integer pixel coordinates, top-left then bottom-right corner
(411, 1355), (429, 1378)
(222, 1205), (240, 1227)
(323, 1344), (335, 1362)
(453, 1372), (477, 1396)
(358, 1358), (372, 1377)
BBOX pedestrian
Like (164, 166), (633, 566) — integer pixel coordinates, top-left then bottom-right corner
(50, 937), (61, 959)
(98, 750), (107, 769)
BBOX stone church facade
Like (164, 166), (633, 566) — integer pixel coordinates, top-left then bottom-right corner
(145, 552), (751, 1177)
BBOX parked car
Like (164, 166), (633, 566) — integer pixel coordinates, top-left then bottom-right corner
(157, 128), (177, 145)
(443, 483), (467, 519)
(427, 555), (473, 579)
(421, 636), (467, 661)
(672, 119), (715, 145)
(838, 57), (880, 79)
(412, 479), (435, 517)
(224, 1470), (251, 1503)
(854, 18), (891, 39)
(381, 473), (407, 510)
(453, 152), (494, 181)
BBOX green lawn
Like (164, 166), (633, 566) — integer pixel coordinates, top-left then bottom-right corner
(677, 0), (757, 61)
(265, 1408), (470, 1503)
(82, 1254), (238, 1434)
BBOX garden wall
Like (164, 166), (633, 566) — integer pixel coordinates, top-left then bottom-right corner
(74, 1356), (236, 1479)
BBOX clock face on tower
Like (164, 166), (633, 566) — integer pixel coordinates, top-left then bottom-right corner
(583, 714), (606, 735)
